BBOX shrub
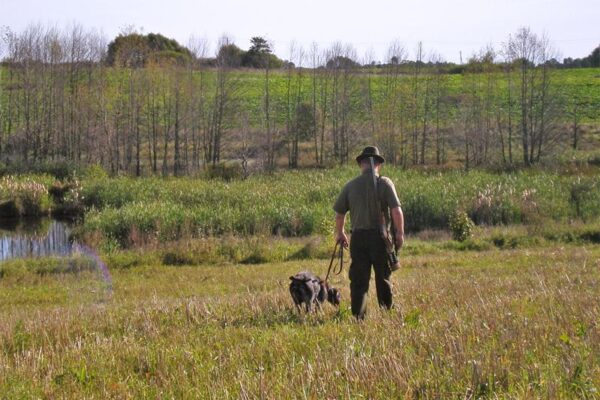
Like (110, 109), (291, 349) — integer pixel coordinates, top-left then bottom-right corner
(49, 180), (85, 217)
(206, 162), (245, 181)
(84, 164), (109, 180)
(469, 185), (520, 225)
(74, 168), (600, 247)
(569, 178), (599, 221)
(0, 175), (51, 217)
(449, 210), (474, 242)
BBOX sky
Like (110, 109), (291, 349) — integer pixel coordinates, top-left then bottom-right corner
(1, 0), (598, 63)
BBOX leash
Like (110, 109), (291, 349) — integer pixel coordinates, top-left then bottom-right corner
(325, 241), (344, 282)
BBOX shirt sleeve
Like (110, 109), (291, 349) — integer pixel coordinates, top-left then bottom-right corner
(333, 184), (350, 214)
(381, 177), (401, 209)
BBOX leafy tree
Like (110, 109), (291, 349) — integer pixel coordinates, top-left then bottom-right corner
(106, 33), (192, 67)
(242, 36), (271, 68)
(216, 43), (244, 67)
(241, 37), (283, 68)
(325, 55), (359, 69)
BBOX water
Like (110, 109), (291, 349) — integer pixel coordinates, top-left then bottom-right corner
(0, 218), (112, 292)
(0, 218), (73, 261)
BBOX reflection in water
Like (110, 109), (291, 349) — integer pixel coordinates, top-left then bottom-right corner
(0, 219), (73, 261)
(0, 218), (112, 294)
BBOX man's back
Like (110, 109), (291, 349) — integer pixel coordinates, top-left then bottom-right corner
(333, 170), (401, 231)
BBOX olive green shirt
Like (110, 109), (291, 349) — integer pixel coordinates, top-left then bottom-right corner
(333, 169), (401, 230)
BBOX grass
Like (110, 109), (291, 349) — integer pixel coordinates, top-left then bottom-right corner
(2, 167), (600, 248)
(78, 167), (600, 247)
(0, 242), (598, 398)
(0, 175), (53, 218)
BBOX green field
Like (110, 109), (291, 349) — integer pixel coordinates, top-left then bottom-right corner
(230, 67), (600, 123)
(2, 165), (600, 397)
(1, 242), (599, 398)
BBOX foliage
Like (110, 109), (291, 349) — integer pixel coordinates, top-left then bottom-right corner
(205, 161), (245, 181)
(569, 177), (600, 221)
(0, 160), (81, 180)
(0, 175), (52, 217)
(73, 168), (600, 247)
(562, 45), (600, 68)
(326, 55), (360, 69)
(449, 210), (474, 241)
(216, 36), (284, 68)
(106, 32), (192, 67)
(49, 179), (85, 217)
(216, 43), (244, 67)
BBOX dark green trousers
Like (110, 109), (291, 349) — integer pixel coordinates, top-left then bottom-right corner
(349, 229), (393, 319)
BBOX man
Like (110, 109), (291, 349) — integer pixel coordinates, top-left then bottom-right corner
(333, 146), (404, 319)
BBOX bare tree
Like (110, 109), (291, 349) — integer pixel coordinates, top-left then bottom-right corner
(327, 42), (358, 164)
(205, 35), (241, 166)
(286, 42), (306, 168)
(187, 35), (210, 171)
(504, 27), (561, 165)
(374, 40), (407, 165)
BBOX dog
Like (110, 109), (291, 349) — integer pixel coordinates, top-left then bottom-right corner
(289, 271), (341, 313)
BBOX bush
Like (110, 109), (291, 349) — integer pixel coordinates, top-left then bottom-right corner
(206, 162), (245, 181)
(569, 178), (599, 220)
(84, 164), (109, 180)
(0, 175), (51, 217)
(49, 180), (85, 217)
(469, 185), (520, 225)
(449, 210), (474, 242)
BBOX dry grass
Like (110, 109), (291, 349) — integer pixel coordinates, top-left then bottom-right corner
(1, 244), (599, 398)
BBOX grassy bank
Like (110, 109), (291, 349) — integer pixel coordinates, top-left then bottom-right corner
(2, 168), (600, 248)
(0, 244), (598, 398)
(79, 168), (600, 247)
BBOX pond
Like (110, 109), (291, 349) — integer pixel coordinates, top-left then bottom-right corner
(0, 218), (74, 262)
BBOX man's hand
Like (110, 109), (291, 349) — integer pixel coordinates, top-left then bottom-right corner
(395, 232), (404, 250)
(336, 231), (349, 248)
(335, 212), (349, 248)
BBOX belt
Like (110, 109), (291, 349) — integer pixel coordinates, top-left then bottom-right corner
(351, 228), (378, 233)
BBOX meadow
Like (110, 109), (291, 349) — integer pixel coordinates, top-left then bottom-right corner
(2, 165), (600, 398)
(0, 241), (598, 398)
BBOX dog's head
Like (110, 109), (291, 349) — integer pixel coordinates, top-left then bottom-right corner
(327, 287), (341, 306)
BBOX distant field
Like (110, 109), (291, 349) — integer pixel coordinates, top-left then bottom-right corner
(214, 67), (600, 125)
(0, 243), (598, 398)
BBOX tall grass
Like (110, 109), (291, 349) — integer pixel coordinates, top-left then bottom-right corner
(0, 245), (598, 397)
(80, 168), (600, 247)
(0, 175), (53, 217)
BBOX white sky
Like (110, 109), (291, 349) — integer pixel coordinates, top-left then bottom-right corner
(1, 0), (598, 63)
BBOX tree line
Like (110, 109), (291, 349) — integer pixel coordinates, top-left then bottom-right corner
(0, 24), (598, 176)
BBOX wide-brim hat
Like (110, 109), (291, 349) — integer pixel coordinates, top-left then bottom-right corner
(356, 146), (385, 164)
